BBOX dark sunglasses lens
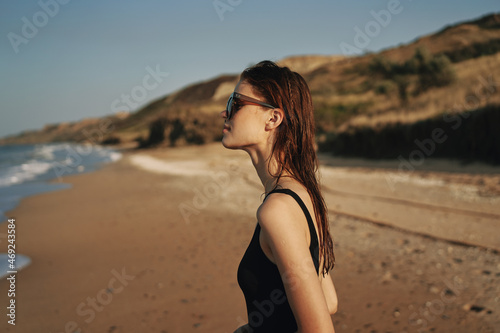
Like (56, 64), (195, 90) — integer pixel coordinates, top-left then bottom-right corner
(226, 94), (246, 120)
(226, 95), (233, 119)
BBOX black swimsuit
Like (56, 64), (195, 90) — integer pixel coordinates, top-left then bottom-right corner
(237, 188), (320, 333)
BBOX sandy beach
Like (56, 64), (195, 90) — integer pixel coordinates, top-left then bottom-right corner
(0, 142), (499, 333)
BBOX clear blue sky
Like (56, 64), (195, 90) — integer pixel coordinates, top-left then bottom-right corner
(1, 0), (498, 138)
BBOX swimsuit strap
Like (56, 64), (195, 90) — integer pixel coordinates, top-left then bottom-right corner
(264, 188), (319, 250)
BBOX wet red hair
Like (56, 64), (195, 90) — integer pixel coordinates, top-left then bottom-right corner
(241, 60), (335, 275)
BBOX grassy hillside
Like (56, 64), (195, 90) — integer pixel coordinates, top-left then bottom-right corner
(1, 13), (499, 163)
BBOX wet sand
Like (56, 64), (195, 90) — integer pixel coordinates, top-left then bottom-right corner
(0, 142), (499, 332)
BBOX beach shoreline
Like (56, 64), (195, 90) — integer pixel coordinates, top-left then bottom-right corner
(0, 142), (498, 332)
(0, 142), (122, 224)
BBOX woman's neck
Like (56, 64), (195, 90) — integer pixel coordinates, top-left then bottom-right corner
(244, 145), (291, 193)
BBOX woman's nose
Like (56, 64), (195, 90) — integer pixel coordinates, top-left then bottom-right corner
(220, 110), (228, 119)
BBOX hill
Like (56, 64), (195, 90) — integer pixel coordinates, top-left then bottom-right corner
(1, 13), (499, 163)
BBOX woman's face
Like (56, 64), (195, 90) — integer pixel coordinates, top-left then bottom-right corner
(220, 80), (272, 150)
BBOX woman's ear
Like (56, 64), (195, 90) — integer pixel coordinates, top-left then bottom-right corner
(265, 108), (285, 131)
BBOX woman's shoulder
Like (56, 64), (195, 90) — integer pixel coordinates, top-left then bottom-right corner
(257, 183), (312, 234)
(257, 190), (295, 219)
(261, 181), (311, 210)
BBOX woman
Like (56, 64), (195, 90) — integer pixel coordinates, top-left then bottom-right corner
(220, 61), (338, 333)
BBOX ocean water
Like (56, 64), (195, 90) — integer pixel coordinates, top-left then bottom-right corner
(0, 143), (122, 223)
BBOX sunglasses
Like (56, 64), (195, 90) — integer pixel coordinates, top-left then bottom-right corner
(225, 92), (277, 120)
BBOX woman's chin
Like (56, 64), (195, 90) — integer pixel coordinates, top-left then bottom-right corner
(221, 136), (233, 149)
(221, 136), (241, 150)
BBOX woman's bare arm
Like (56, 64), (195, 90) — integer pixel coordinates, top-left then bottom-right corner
(258, 193), (335, 333)
(321, 271), (338, 315)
